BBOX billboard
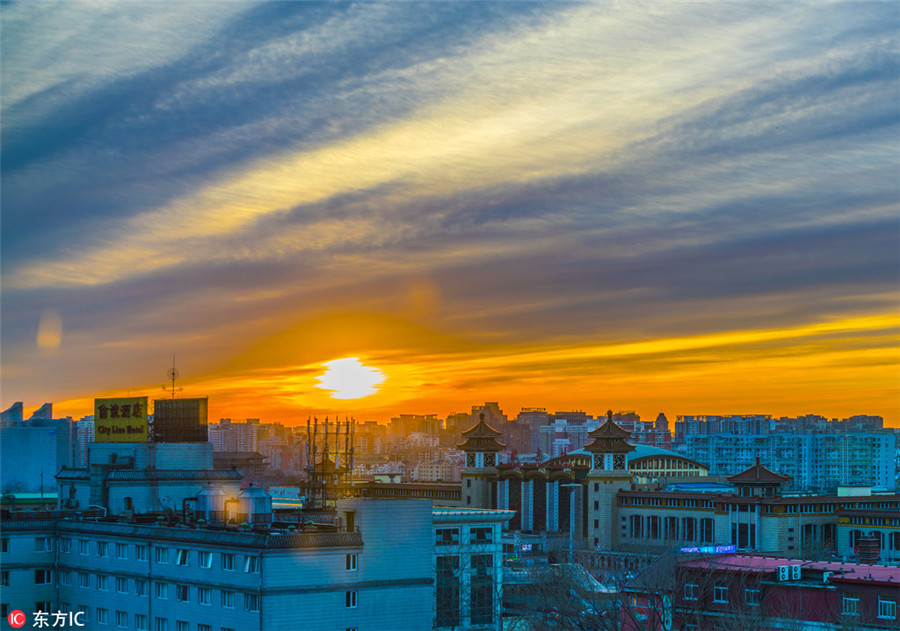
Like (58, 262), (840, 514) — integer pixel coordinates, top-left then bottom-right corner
(94, 397), (148, 442)
(152, 397), (208, 443)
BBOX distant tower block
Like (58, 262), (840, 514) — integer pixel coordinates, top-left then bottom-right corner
(458, 413), (506, 509)
(585, 410), (635, 550)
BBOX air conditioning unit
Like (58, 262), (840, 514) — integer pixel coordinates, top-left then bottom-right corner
(791, 565), (801, 580)
(777, 566), (790, 581)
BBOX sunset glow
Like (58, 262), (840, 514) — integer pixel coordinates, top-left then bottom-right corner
(315, 358), (386, 400)
(2, 3), (897, 426)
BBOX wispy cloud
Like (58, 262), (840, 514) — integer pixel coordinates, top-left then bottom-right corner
(2, 2), (897, 422)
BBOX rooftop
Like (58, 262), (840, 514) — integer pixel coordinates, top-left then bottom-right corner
(679, 554), (900, 584)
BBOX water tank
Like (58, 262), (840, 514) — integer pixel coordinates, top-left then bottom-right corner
(237, 486), (273, 524)
(196, 484), (227, 522)
(856, 535), (881, 564)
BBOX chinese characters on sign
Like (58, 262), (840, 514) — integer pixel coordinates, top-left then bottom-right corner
(94, 396), (148, 442)
(6, 610), (85, 629)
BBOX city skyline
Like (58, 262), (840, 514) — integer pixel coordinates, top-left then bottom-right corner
(2, 3), (898, 426)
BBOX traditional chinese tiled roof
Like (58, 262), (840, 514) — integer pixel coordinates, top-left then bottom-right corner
(457, 415), (506, 452)
(727, 459), (792, 484)
(583, 410), (636, 454)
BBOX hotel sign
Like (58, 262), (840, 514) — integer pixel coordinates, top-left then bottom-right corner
(679, 544), (736, 554)
(94, 397), (148, 442)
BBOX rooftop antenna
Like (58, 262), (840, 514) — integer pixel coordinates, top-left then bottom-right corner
(162, 355), (183, 399)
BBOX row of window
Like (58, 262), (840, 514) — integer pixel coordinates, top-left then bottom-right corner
(682, 584), (896, 620)
(40, 573), (368, 613)
(435, 527), (493, 545)
(683, 584), (758, 605)
(619, 496), (714, 509)
(843, 594), (897, 620)
(625, 516), (715, 543)
(58, 539), (262, 572)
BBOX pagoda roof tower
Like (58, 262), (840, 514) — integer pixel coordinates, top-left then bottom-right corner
(584, 410), (635, 455)
(457, 414), (506, 452)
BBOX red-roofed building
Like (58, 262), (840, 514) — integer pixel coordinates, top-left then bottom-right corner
(641, 553), (900, 630)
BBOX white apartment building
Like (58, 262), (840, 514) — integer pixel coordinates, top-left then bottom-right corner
(679, 431), (896, 492)
(2, 498), (515, 631)
(2, 499), (437, 631)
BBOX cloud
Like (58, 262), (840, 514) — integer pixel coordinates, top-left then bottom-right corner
(2, 2), (897, 421)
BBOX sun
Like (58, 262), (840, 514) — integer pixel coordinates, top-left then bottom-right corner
(315, 357), (386, 399)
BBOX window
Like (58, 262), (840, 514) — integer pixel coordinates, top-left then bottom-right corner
(198, 626), (211, 631)
(156, 547), (168, 563)
(97, 574), (109, 591)
(116, 577), (128, 593)
(843, 593), (860, 616)
(156, 582), (168, 600)
(2, 570), (9, 587)
(35, 570), (52, 585)
(77, 606), (89, 623)
(97, 608), (109, 625)
(221, 591), (235, 608)
(97, 541), (109, 557)
(35, 537), (53, 552)
(155, 618), (168, 631)
(135, 614), (148, 631)
(176, 622), (189, 631)
(176, 585), (189, 602)
(136, 580), (148, 597)
(684, 583), (697, 600)
(116, 611), (128, 628)
(436, 528), (460, 545)
(436, 556), (460, 627)
(470, 555), (494, 626)
(745, 588), (760, 606)
(244, 555), (260, 573)
(878, 597), (897, 620)
(713, 585), (728, 603)
(116, 543), (127, 559)
(60, 570), (71, 586)
(198, 588), (211, 605)
(244, 593), (259, 612)
(79, 539), (90, 555)
(1, 537), (8, 553)
(60, 538), (72, 553)
(471, 527), (492, 543)
(198, 551), (212, 568)
(135, 545), (148, 561)
(345, 591), (358, 609)
(221, 553), (234, 570)
(176, 549), (190, 566)
(346, 553), (358, 571)
(79, 572), (90, 588)
(36, 602), (52, 614)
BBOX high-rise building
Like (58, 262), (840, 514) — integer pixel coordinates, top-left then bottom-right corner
(675, 416), (895, 492)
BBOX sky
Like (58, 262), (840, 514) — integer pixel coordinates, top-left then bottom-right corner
(2, 1), (898, 427)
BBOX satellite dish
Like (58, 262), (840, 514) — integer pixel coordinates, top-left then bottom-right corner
(167, 367), (180, 381)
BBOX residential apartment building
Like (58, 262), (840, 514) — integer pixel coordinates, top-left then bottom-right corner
(678, 430), (895, 492)
(1, 498), (438, 631)
(675, 414), (896, 492)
